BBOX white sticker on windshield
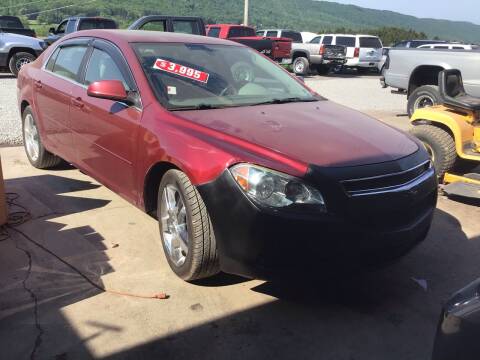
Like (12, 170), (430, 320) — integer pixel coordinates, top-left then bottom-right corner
(167, 86), (177, 95)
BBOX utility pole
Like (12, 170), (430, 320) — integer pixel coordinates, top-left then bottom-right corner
(243, 0), (249, 26)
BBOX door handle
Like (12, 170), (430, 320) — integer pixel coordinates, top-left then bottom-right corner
(71, 97), (84, 108)
(34, 80), (42, 89)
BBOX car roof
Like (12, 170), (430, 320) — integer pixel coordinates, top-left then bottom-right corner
(320, 34), (379, 38)
(63, 29), (243, 46)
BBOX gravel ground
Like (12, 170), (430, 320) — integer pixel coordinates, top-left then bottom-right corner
(0, 72), (410, 145)
(0, 74), (21, 146)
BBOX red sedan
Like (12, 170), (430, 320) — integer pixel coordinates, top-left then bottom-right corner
(17, 30), (437, 281)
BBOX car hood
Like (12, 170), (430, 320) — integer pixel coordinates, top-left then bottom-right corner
(175, 100), (418, 168)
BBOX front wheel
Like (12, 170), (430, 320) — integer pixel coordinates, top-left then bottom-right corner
(293, 57), (309, 75)
(9, 52), (36, 77)
(158, 169), (219, 281)
(409, 124), (457, 179)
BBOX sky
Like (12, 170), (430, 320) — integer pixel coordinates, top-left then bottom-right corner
(323, 0), (479, 25)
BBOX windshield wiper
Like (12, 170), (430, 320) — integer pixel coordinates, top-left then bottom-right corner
(249, 97), (319, 106)
(169, 104), (230, 111)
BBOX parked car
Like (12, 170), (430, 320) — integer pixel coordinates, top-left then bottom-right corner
(432, 277), (480, 360)
(382, 48), (480, 116)
(0, 16), (36, 37)
(392, 39), (447, 48)
(45, 17), (117, 45)
(17, 30), (437, 281)
(128, 15), (206, 35)
(318, 34), (383, 73)
(206, 24), (292, 64)
(291, 34), (346, 75)
(256, 29), (303, 43)
(0, 32), (46, 76)
(417, 43), (474, 50)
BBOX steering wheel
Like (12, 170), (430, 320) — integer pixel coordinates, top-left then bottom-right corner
(219, 84), (237, 97)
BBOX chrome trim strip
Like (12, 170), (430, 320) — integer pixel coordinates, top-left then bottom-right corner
(348, 167), (435, 197)
(341, 160), (431, 184)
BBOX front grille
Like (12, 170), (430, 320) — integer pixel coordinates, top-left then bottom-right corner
(341, 160), (432, 196)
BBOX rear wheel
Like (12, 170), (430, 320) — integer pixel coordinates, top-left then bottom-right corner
(158, 169), (219, 281)
(315, 65), (330, 75)
(409, 124), (457, 179)
(22, 106), (62, 169)
(407, 85), (441, 117)
(9, 52), (36, 77)
(293, 57), (309, 75)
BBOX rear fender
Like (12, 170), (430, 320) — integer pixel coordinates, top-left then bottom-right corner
(411, 106), (477, 160)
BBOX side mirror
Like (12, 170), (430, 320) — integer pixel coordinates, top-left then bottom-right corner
(87, 80), (128, 102)
(49, 27), (56, 34)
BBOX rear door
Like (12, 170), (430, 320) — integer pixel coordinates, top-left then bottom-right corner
(358, 36), (383, 62)
(70, 39), (141, 202)
(33, 40), (90, 162)
(335, 36), (356, 58)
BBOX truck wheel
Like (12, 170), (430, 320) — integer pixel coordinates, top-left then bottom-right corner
(22, 106), (62, 169)
(409, 124), (457, 179)
(407, 85), (441, 117)
(293, 57), (309, 75)
(158, 169), (219, 281)
(9, 52), (36, 77)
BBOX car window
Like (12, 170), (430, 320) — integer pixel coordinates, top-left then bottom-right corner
(256, 31), (264, 36)
(0, 17), (23, 28)
(310, 36), (321, 44)
(66, 20), (76, 33)
(322, 36), (333, 45)
(51, 45), (88, 81)
(140, 20), (166, 32)
(359, 37), (382, 48)
(434, 45), (449, 49)
(452, 46), (465, 49)
(228, 27), (255, 37)
(336, 36), (356, 47)
(56, 20), (68, 34)
(45, 47), (60, 71)
(266, 31), (278, 37)
(78, 19), (117, 31)
(207, 27), (220, 37)
(281, 31), (303, 43)
(84, 48), (130, 90)
(172, 20), (200, 34)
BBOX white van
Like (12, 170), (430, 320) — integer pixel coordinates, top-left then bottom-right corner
(319, 34), (383, 72)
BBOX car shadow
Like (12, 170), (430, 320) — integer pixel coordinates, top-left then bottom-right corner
(99, 206), (480, 360)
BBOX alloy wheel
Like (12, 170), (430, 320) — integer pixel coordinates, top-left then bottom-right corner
(24, 113), (40, 162)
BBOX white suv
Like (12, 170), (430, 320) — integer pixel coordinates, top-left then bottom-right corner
(319, 34), (383, 72)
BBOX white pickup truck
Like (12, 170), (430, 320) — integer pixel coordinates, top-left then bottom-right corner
(382, 48), (480, 116)
(290, 35), (346, 75)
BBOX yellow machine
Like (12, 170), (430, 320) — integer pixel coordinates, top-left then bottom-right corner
(410, 69), (480, 200)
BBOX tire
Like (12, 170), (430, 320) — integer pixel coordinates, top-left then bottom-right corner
(157, 169), (219, 281)
(22, 106), (62, 169)
(293, 57), (309, 75)
(9, 52), (36, 77)
(407, 85), (442, 118)
(409, 124), (457, 179)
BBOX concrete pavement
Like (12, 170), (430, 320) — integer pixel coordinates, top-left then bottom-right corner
(1, 146), (480, 360)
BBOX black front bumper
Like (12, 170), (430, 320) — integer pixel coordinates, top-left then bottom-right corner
(197, 151), (437, 279)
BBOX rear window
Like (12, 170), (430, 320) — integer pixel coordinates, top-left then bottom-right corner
(0, 16), (23, 28)
(228, 27), (256, 38)
(322, 36), (333, 45)
(52, 45), (88, 81)
(207, 27), (220, 38)
(360, 37), (382, 48)
(281, 31), (303, 43)
(336, 36), (356, 47)
(78, 19), (117, 31)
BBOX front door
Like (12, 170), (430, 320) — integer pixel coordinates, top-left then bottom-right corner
(70, 41), (141, 202)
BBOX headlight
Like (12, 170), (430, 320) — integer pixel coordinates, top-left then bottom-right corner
(39, 41), (48, 50)
(229, 163), (326, 211)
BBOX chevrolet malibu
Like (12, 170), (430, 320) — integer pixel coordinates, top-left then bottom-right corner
(17, 30), (438, 281)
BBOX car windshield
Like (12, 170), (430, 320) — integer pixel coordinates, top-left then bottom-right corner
(133, 42), (318, 110)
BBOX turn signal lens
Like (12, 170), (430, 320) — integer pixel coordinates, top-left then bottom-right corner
(230, 164), (326, 211)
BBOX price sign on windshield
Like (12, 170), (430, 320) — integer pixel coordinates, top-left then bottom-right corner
(153, 59), (210, 84)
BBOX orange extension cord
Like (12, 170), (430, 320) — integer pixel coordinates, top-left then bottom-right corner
(2, 192), (168, 300)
